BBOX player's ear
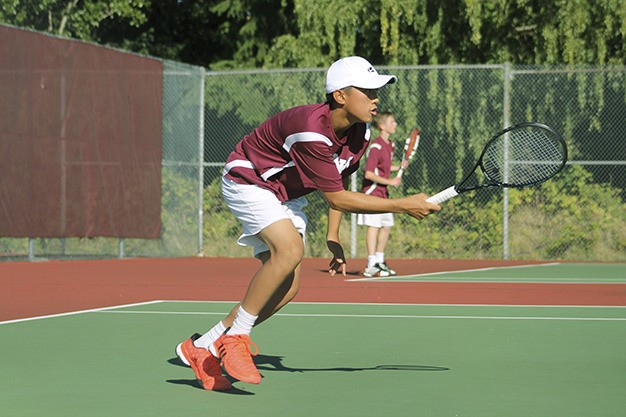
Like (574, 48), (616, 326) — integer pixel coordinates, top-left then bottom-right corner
(332, 89), (348, 105)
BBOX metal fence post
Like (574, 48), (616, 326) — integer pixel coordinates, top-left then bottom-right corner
(198, 68), (206, 256)
(350, 172), (358, 259)
(118, 238), (125, 259)
(502, 63), (512, 260)
(28, 238), (34, 260)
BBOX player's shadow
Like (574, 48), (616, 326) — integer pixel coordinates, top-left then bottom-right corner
(254, 354), (450, 373)
(166, 353), (448, 394)
(317, 268), (364, 276)
(166, 356), (253, 395)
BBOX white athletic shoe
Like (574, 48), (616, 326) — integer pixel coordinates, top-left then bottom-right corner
(363, 265), (390, 277)
(376, 262), (397, 276)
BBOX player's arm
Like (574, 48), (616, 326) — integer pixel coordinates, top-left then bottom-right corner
(326, 176), (349, 277)
(323, 188), (440, 220)
(390, 160), (408, 171)
(364, 170), (401, 187)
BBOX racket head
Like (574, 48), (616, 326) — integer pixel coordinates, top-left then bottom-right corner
(476, 122), (567, 188)
(403, 128), (420, 161)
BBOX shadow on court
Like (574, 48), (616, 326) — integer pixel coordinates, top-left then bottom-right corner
(165, 378), (254, 395)
(254, 354), (450, 373)
(167, 354), (449, 373)
(316, 269), (363, 276)
(166, 354), (449, 394)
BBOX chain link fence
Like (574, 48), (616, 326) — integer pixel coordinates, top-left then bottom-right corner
(202, 65), (626, 262)
(1, 59), (624, 262)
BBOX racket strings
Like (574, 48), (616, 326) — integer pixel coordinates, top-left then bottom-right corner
(482, 127), (565, 186)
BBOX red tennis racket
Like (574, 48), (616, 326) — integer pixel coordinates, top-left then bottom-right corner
(397, 128), (420, 178)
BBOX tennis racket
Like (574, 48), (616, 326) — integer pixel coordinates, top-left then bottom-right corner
(396, 128), (420, 178)
(426, 122), (567, 204)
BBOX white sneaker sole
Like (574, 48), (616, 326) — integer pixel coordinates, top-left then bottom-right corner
(176, 342), (190, 366)
(363, 271), (390, 277)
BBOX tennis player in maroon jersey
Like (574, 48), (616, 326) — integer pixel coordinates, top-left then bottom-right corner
(358, 111), (407, 277)
(176, 56), (441, 390)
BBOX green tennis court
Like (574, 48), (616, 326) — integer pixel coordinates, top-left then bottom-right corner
(2, 298), (625, 417)
(351, 262), (626, 283)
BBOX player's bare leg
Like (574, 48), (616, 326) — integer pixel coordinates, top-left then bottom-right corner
(364, 226), (388, 277)
(214, 219), (304, 383)
(376, 226), (392, 253)
(239, 218), (304, 316)
(366, 226), (379, 258)
(219, 255), (301, 328)
(375, 226), (396, 275)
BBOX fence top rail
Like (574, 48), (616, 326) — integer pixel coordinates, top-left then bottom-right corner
(568, 160), (626, 165)
(205, 64), (626, 77)
(205, 64), (506, 76)
(512, 66), (626, 75)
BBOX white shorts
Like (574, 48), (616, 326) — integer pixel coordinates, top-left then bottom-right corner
(221, 177), (308, 257)
(357, 212), (394, 228)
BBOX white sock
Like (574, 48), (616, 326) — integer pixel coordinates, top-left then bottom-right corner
(367, 255), (377, 268)
(194, 321), (227, 351)
(228, 306), (258, 336)
(375, 252), (385, 264)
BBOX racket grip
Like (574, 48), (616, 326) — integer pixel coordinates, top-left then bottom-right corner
(396, 167), (404, 178)
(426, 186), (458, 204)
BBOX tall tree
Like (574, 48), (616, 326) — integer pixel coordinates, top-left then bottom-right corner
(2, 0), (625, 66)
(0, 0), (148, 42)
(264, 0), (626, 67)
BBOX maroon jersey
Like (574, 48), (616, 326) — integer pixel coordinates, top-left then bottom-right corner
(360, 136), (395, 198)
(223, 103), (371, 202)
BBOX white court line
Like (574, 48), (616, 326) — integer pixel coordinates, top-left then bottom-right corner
(0, 300), (164, 326)
(143, 300), (626, 308)
(348, 277), (625, 284)
(347, 262), (565, 282)
(98, 310), (626, 321)
(3, 300), (625, 326)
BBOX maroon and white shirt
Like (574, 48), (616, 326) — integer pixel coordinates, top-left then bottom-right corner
(360, 136), (395, 198)
(223, 103), (371, 202)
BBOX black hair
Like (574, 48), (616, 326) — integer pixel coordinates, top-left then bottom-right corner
(326, 87), (354, 109)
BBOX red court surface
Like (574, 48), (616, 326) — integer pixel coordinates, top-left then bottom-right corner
(1, 257), (625, 322)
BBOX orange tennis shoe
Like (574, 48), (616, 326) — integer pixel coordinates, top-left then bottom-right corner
(214, 334), (262, 384)
(178, 334), (232, 391)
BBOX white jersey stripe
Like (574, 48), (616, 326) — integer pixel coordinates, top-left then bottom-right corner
(363, 167), (380, 195)
(223, 159), (255, 175)
(261, 161), (296, 181)
(283, 132), (332, 153)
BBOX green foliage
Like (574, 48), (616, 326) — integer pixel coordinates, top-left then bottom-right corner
(507, 165), (626, 260)
(200, 62), (625, 261)
(3, 5), (625, 262)
(199, 135), (624, 261)
(201, 177), (249, 257)
(208, 0), (297, 69)
(264, 0), (626, 67)
(0, 0), (147, 40)
(380, 165), (626, 261)
(4, 1), (625, 67)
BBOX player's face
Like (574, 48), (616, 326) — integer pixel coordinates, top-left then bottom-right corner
(381, 115), (397, 134)
(343, 87), (379, 123)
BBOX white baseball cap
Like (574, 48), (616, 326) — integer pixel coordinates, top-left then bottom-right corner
(325, 56), (397, 94)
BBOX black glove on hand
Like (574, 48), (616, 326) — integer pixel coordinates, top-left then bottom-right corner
(327, 240), (346, 273)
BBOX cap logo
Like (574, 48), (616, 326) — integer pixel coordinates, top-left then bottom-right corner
(367, 66), (375, 73)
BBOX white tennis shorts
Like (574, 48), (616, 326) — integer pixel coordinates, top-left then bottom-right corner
(221, 177), (308, 257)
(357, 212), (395, 228)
